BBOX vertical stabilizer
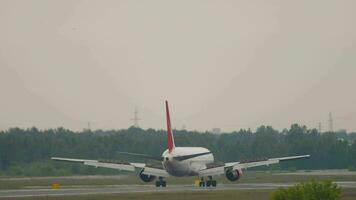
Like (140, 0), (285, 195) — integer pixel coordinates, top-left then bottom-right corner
(165, 100), (175, 153)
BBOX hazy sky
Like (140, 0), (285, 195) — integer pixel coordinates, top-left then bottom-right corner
(1, 0), (356, 132)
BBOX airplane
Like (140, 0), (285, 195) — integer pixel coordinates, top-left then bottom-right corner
(52, 100), (310, 187)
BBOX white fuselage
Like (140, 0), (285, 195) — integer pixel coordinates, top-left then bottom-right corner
(161, 147), (214, 177)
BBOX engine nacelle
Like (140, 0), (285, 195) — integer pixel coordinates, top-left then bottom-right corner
(139, 170), (156, 182)
(225, 168), (243, 182)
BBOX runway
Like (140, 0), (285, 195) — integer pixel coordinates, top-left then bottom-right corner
(1, 182), (356, 198)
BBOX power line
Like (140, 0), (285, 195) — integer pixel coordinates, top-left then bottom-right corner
(328, 112), (334, 132)
(131, 107), (140, 128)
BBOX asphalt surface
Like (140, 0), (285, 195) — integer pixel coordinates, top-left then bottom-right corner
(275, 169), (356, 176)
(1, 182), (356, 198)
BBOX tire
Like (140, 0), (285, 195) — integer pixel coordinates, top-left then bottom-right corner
(155, 181), (161, 187)
(206, 180), (212, 187)
(212, 180), (217, 187)
(161, 181), (166, 187)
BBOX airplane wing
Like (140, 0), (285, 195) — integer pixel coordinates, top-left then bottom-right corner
(51, 157), (169, 177)
(199, 154), (310, 177)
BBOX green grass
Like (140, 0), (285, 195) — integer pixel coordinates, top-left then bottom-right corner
(2, 189), (356, 200)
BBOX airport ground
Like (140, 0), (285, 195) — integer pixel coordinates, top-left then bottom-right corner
(1, 188), (356, 200)
(1, 170), (356, 199)
(2, 170), (356, 190)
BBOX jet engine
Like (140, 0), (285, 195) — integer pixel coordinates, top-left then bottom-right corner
(139, 170), (156, 182)
(225, 168), (243, 181)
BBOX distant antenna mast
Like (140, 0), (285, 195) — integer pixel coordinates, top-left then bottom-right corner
(328, 112), (334, 132)
(131, 107), (140, 127)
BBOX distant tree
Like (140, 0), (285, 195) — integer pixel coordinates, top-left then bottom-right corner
(0, 124), (355, 176)
(349, 141), (356, 168)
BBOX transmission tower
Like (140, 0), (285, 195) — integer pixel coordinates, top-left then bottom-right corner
(131, 107), (140, 128)
(328, 112), (333, 132)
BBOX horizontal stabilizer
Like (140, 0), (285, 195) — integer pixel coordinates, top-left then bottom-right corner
(117, 151), (162, 161)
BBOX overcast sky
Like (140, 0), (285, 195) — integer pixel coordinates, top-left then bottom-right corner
(1, 0), (355, 132)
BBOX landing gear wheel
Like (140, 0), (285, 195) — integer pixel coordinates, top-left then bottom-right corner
(206, 180), (212, 187)
(212, 180), (217, 187)
(161, 181), (167, 187)
(155, 177), (167, 187)
(199, 181), (205, 187)
(206, 176), (217, 187)
(199, 177), (206, 187)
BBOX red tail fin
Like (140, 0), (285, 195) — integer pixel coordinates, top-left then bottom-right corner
(165, 100), (175, 153)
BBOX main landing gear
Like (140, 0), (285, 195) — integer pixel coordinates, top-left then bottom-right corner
(155, 177), (166, 187)
(198, 176), (217, 187)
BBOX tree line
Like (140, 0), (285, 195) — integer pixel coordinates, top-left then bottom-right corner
(0, 124), (355, 176)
